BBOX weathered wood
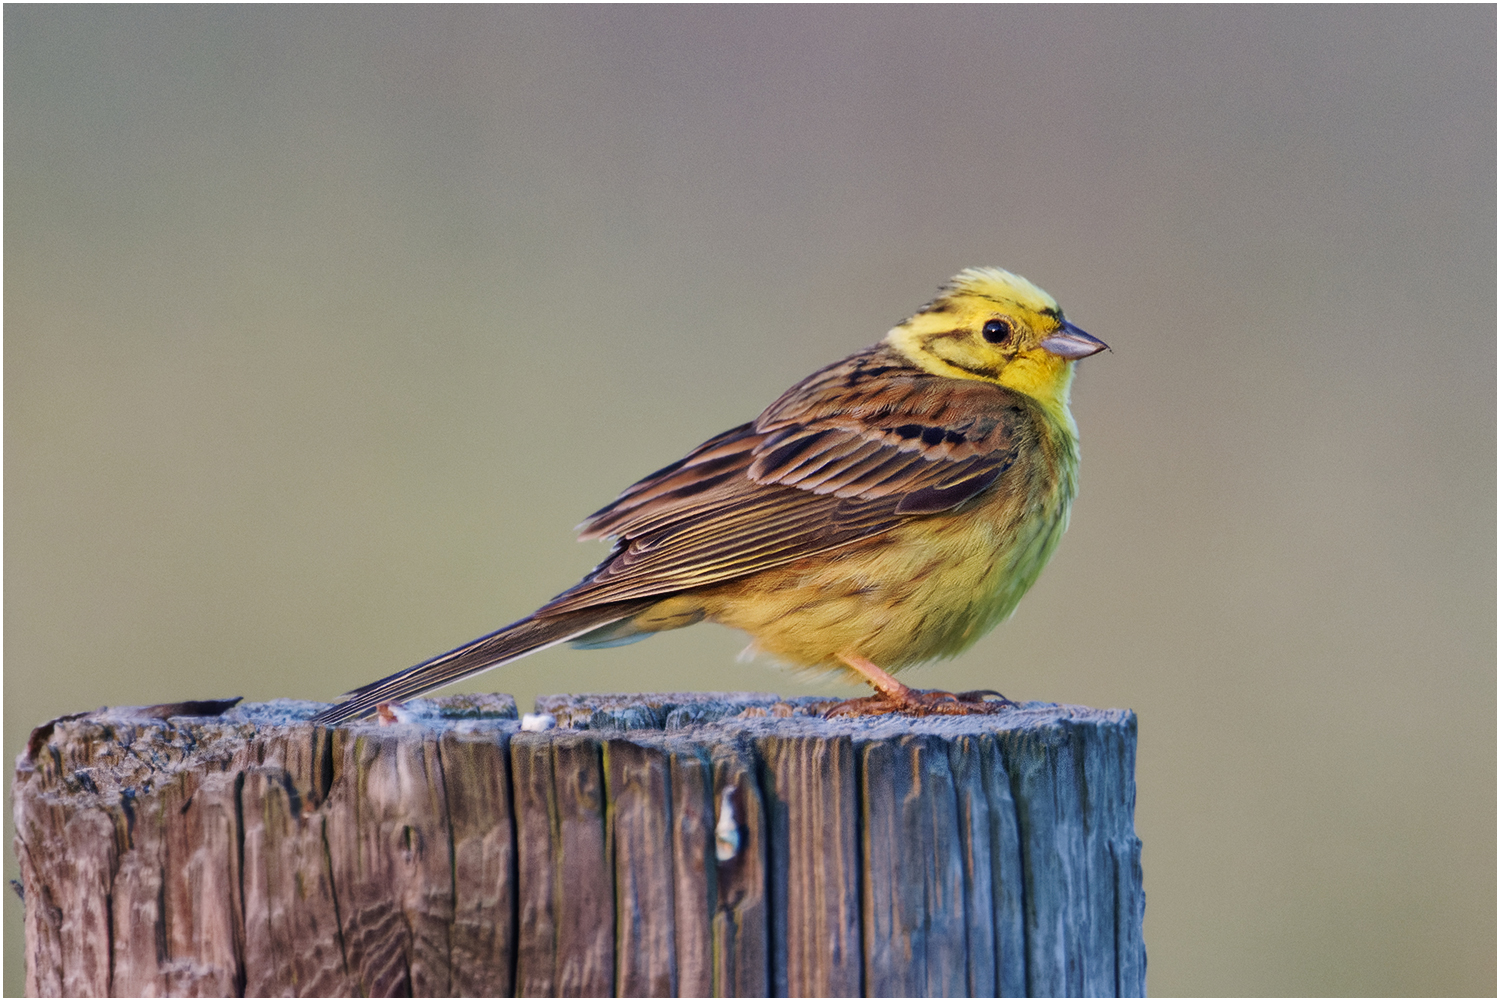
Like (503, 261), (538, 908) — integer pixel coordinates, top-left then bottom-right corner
(948, 733), (1027, 999)
(512, 730), (617, 997)
(707, 736), (771, 998)
(665, 740), (715, 997)
(859, 732), (968, 997)
(757, 731), (861, 998)
(441, 728), (518, 998)
(326, 726), (455, 995)
(14, 691), (1145, 997)
(240, 765), (350, 997)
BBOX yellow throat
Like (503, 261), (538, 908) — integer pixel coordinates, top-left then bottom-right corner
(885, 266), (1085, 431)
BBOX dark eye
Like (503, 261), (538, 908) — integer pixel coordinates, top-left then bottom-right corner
(981, 318), (1013, 344)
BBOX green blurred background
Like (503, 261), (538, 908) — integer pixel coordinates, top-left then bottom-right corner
(5, 7), (1493, 996)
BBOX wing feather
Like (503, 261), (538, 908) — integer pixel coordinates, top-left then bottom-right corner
(542, 344), (1030, 615)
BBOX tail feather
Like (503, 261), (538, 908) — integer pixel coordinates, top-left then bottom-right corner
(310, 601), (650, 725)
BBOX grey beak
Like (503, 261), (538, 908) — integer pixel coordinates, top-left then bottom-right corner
(1040, 319), (1109, 359)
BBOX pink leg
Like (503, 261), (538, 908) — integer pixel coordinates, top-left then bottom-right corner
(824, 653), (1015, 718)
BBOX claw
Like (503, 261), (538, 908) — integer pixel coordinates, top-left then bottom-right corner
(954, 689), (1018, 708)
(822, 687), (1013, 719)
(826, 652), (1016, 718)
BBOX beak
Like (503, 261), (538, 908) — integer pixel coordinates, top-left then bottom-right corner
(1040, 319), (1109, 360)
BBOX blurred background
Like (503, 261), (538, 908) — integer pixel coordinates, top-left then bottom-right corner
(5, 7), (1493, 996)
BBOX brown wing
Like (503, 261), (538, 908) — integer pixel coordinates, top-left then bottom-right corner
(536, 344), (1030, 615)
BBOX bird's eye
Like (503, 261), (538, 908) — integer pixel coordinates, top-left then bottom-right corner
(981, 318), (1013, 344)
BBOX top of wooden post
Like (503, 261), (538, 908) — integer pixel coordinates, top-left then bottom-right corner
(16, 691), (1135, 803)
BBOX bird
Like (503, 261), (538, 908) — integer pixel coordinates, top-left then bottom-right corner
(310, 267), (1106, 725)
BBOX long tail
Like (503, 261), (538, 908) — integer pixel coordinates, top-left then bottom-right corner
(310, 600), (651, 725)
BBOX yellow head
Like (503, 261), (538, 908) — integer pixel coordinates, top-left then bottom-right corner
(886, 266), (1106, 425)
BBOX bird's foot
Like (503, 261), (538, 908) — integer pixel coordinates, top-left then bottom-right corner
(823, 686), (1014, 718)
(825, 653), (1015, 718)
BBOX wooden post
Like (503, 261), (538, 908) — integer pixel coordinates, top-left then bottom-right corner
(13, 692), (1145, 997)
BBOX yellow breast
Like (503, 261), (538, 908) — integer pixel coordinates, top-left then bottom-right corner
(677, 411), (1078, 674)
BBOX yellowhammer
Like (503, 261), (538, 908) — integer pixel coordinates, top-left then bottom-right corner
(312, 267), (1106, 724)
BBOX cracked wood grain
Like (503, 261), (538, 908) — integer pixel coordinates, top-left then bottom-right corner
(757, 731), (861, 998)
(708, 738), (770, 999)
(14, 694), (1143, 997)
(512, 731), (615, 997)
(858, 733), (968, 998)
(665, 741), (716, 998)
(240, 765), (352, 997)
(606, 737), (677, 997)
(324, 728), (454, 996)
(439, 729), (518, 998)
